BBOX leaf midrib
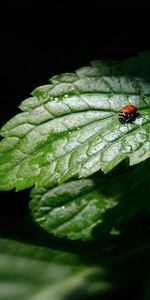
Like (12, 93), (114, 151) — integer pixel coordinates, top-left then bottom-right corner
(0, 115), (114, 172)
(2, 108), (115, 135)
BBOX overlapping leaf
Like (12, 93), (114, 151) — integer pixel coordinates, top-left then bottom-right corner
(0, 238), (108, 300)
(30, 168), (142, 240)
(0, 53), (150, 191)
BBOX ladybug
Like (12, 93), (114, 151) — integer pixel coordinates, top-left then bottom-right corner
(118, 105), (139, 124)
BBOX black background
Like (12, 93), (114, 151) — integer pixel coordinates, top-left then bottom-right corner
(1, 1), (150, 125)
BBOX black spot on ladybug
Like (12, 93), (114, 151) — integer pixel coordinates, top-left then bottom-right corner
(118, 111), (136, 123)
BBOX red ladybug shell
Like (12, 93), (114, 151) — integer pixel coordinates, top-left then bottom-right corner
(119, 105), (137, 114)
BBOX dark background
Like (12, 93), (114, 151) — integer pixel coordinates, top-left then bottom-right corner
(0, 0), (150, 238)
(1, 1), (150, 125)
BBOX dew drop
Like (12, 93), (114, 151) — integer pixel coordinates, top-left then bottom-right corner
(43, 93), (48, 98)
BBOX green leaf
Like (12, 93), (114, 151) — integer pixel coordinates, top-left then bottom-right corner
(29, 169), (140, 240)
(0, 238), (109, 300)
(0, 54), (150, 191)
